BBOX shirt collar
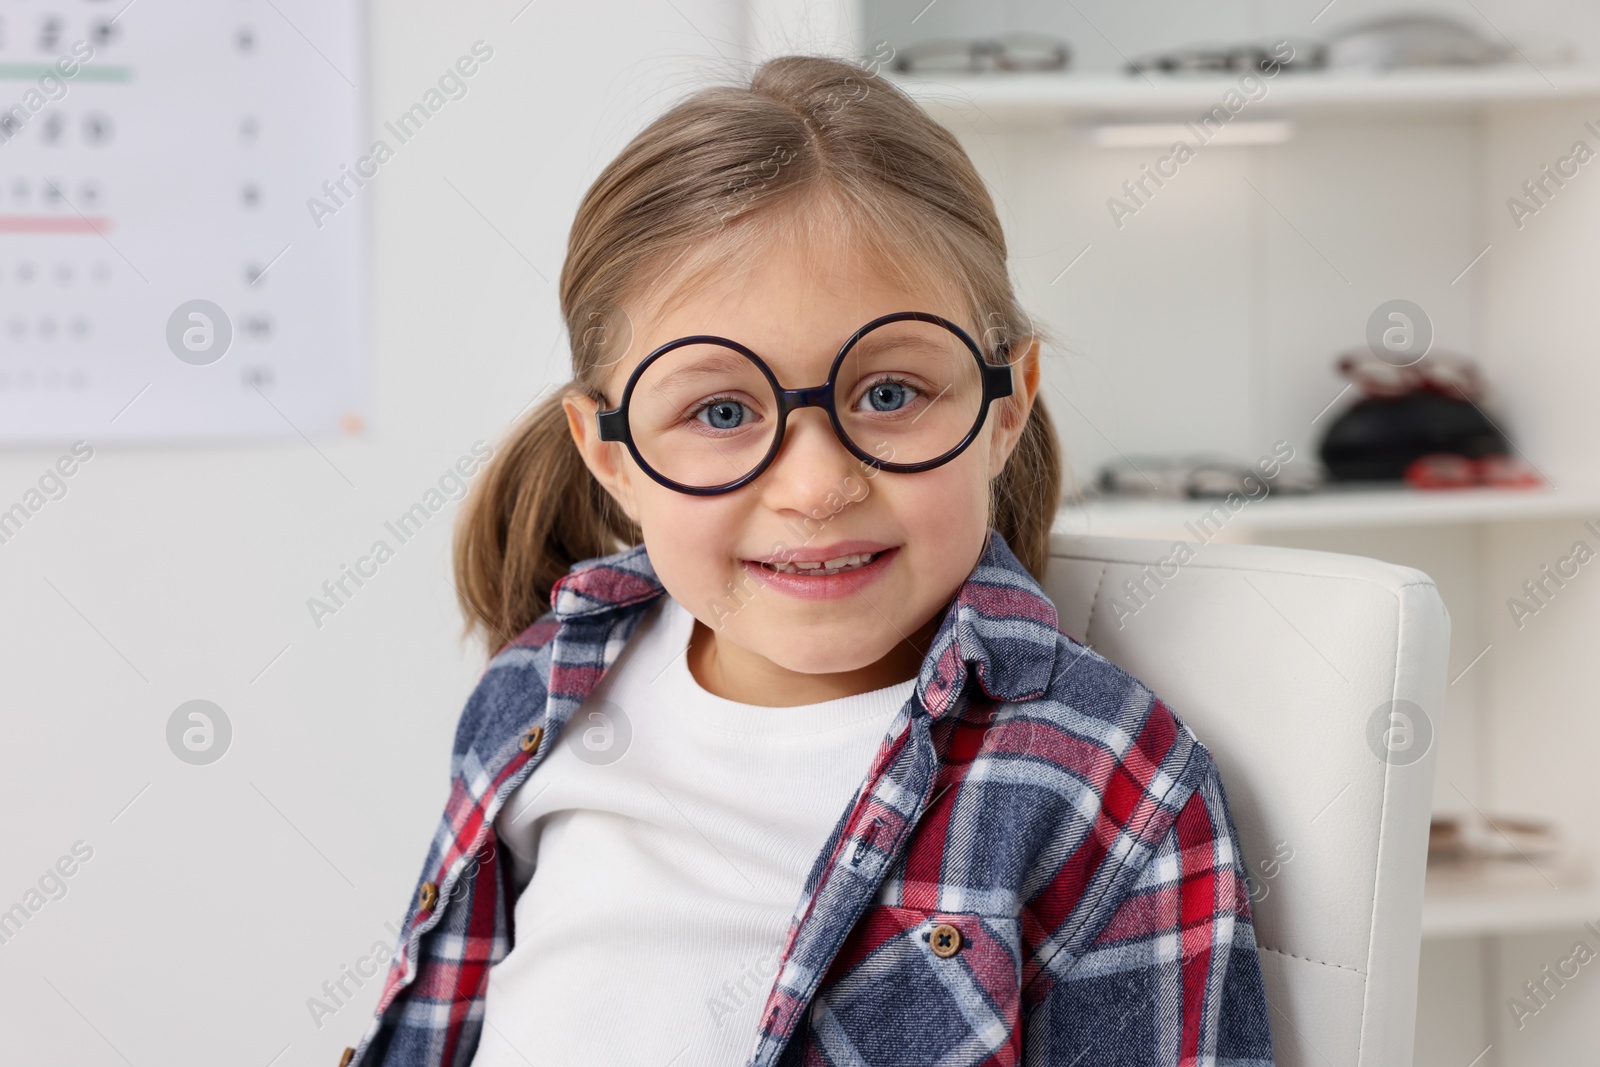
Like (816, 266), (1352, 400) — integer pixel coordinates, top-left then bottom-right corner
(549, 529), (1060, 721)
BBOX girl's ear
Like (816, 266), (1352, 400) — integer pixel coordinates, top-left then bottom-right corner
(988, 336), (1042, 477)
(564, 391), (642, 521)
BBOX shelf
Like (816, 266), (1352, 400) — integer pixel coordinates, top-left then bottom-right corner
(1053, 484), (1600, 539)
(1422, 862), (1600, 938)
(888, 65), (1600, 122)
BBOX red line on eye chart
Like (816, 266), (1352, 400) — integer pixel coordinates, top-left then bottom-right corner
(0, 216), (113, 234)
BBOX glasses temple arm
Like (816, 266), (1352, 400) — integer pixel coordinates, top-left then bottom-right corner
(596, 408), (628, 442)
(984, 345), (1015, 400)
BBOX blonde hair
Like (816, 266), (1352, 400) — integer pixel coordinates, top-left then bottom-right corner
(454, 53), (1062, 652)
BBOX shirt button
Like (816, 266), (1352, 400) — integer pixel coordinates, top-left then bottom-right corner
(418, 881), (438, 911)
(519, 725), (544, 753)
(929, 923), (962, 958)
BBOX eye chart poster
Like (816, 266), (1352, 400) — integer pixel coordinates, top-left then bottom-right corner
(0, 1), (364, 442)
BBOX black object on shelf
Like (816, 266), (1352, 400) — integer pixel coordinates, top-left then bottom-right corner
(1319, 350), (1509, 481)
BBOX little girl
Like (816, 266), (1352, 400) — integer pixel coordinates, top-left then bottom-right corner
(341, 54), (1271, 1067)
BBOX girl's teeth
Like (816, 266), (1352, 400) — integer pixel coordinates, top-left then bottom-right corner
(763, 552), (879, 575)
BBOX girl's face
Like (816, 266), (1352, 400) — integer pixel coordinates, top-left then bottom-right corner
(565, 222), (1041, 705)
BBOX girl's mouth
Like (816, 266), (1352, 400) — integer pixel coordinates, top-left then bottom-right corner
(742, 546), (898, 600)
(759, 551), (882, 576)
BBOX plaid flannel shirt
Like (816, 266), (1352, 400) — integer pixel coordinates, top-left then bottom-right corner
(343, 530), (1273, 1067)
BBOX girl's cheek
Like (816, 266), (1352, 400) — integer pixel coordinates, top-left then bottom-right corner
(641, 496), (745, 580)
(902, 459), (990, 533)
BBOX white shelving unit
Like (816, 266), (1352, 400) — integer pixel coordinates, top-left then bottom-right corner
(1423, 862), (1600, 939)
(888, 65), (1600, 119)
(886, 43), (1600, 1064)
(1054, 484), (1600, 539)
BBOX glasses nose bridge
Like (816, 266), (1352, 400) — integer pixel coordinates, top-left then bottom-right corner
(778, 382), (835, 415)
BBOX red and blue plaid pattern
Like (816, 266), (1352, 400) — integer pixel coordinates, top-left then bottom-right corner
(344, 531), (1272, 1066)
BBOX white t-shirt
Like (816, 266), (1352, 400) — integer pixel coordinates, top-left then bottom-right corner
(468, 595), (915, 1067)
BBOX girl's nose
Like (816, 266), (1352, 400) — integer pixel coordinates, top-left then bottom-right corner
(757, 407), (866, 519)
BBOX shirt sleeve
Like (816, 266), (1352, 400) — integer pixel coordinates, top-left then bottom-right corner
(1020, 758), (1274, 1066)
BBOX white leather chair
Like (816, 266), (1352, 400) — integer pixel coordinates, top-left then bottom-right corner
(1043, 532), (1449, 1067)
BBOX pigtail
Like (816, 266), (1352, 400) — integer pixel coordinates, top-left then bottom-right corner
(453, 388), (639, 654)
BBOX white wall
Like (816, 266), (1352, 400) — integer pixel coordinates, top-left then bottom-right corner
(0, 0), (741, 1062)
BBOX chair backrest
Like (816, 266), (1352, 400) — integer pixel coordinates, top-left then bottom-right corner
(1043, 532), (1449, 1067)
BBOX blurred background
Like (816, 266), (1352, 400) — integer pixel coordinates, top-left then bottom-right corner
(2, 0), (1598, 1063)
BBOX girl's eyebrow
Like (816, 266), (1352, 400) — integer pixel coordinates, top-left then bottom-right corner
(846, 334), (956, 360)
(640, 347), (760, 393)
(852, 332), (946, 350)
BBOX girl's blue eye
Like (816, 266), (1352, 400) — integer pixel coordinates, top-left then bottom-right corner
(862, 380), (913, 412)
(697, 398), (749, 429)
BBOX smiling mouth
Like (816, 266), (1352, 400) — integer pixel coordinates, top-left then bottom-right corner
(758, 551), (884, 576)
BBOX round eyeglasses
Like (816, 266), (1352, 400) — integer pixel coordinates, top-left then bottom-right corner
(594, 311), (1015, 495)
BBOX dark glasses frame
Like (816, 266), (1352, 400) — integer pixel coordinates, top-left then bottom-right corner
(594, 310), (1016, 496)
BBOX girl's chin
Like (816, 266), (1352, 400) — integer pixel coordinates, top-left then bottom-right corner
(727, 624), (906, 679)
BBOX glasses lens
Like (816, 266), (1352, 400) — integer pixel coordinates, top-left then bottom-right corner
(627, 342), (778, 489)
(835, 318), (985, 467)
